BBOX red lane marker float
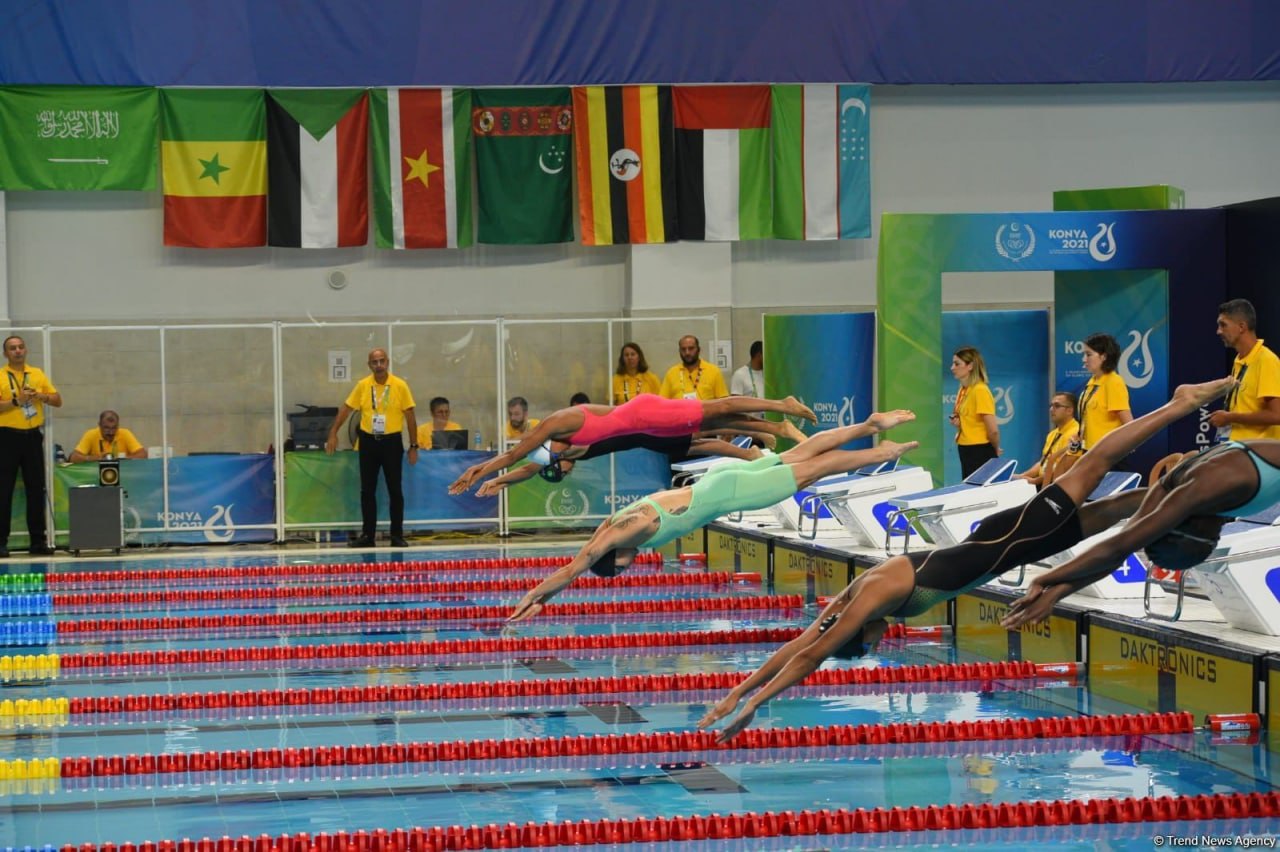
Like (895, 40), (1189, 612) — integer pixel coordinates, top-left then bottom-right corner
(44, 553), (665, 588)
(68, 659), (1063, 716)
(56, 595), (807, 637)
(58, 711), (1195, 778)
(56, 791), (1280, 850)
(51, 572), (733, 610)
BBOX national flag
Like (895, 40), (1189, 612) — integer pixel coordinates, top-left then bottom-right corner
(266, 89), (369, 248)
(572, 86), (676, 246)
(673, 85), (771, 241)
(370, 88), (472, 250)
(772, 84), (871, 240)
(161, 88), (267, 248)
(472, 88), (573, 244)
(0, 86), (158, 191)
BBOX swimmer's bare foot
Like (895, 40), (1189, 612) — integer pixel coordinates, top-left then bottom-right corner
(747, 446), (765, 460)
(757, 433), (777, 450)
(1173, 377), (1236, 411)
(782, 396), (817, 423)
(878, 439), (918, 462)
(783, 420), (808, 444)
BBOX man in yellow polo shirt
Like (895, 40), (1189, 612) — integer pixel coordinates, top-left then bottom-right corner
(326, 348), (419, 548)
(0, 335), (61, 557)
(659, 335), (728, 401)
(504, 396), (540, 442)
(68, 410), (147, 462)
(1209, 298), (1280, 441)
(417, 397), (465, 450)
(1015, 391), (1080, 488)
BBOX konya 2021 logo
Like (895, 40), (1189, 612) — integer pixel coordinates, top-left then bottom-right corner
(1046, 222), (1118, 262)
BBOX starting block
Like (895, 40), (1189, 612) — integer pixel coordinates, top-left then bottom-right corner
(884, 458), (1031, 552)
(1177, 502), (1280, 633)
(669, 440), (764, 486)
(803, 460), (934, 546)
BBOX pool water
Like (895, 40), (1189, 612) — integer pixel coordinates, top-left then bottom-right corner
(2, 546), (1278, 850)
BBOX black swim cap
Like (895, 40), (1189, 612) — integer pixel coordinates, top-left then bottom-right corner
(588, 549), (620, 577)
(538, 463), (566, 483)
(1143, 515), (1225, 570)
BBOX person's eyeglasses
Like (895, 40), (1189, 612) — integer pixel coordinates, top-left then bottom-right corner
(1049, 402), (1069, 409)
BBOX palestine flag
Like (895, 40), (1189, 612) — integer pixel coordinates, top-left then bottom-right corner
(266, 90), (369, 248)
(472, 88), (573, 244)
(161, 88), (267, 248)
(370, 88), (473, 250)
(572, 86), (676, 246)
(0, 86), (158, 190)
(673, 85), (771, 241)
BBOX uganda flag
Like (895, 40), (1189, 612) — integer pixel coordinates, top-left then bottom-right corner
(161, 89), (267, 248)
(370, 88), (473, 250)
(673, 86), (771, 241)
(266, 89), (369, 248)
(572, 86), (676, 246)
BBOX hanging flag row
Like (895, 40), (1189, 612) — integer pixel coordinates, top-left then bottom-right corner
(0, 84), (872, 248)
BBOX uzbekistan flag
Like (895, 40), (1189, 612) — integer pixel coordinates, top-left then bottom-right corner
(370, 88), (473, 249)
(161, 88), (267, 248)
(572, 85), (676, 246)
(266, 90), (369, 248)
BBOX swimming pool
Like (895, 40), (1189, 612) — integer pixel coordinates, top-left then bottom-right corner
(3, 546), (1279, 850)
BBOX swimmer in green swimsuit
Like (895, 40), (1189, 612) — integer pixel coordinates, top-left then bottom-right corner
(505, 409), (920, 623)
(699, 378), (1235, 744)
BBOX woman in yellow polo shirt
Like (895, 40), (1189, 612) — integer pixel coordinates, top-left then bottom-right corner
(611, 342), (661, 404)
(1076, 333), (1132, 453)
(949, 346), (1000, 478)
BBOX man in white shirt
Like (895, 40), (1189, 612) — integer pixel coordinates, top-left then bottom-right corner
(730, 340), (765, 401)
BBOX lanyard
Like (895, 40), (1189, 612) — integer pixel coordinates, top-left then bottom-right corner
(99, 437), (118, 456)
(6, 370), (28, 399)
(749, 369), (759, 397)
(1077, 382), (1099, 444)
(681, 364), (702, 395)
(1226, 362), (1248, 411)
(622, 376), (639, 402)
(370, 382), (391, 412)
(1041, 430), (1064, 464)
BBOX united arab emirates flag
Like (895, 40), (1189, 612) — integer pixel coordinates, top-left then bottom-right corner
(266, 90), (368, 248)
(161, 88), (267, 248)
(472, 88), (573, 244)
(673, 85), (771, 241)
(370, 88), (473, 250)
(572, 86), (677, 246)
(0, 86), (158, 190)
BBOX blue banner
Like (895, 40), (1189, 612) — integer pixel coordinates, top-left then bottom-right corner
(941, 310), (1049, 485)
(764, 313), (876, 448)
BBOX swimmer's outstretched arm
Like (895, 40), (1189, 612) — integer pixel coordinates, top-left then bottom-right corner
(475, 462), (544, 496)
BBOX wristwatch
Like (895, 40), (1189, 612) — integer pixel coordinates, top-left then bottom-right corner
(409, 444), (419, 449)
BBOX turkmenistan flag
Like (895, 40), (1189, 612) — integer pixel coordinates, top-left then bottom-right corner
(472, 88), (573, 244)
(161, 88), (267, 248)
(673, 85), (771, 241)
(0, 86), (158, 190)
(772, 84), (871, 240)
(266, 89), (369, 248)
(573, 86), (677, 246)
(370, 88), (473, 250)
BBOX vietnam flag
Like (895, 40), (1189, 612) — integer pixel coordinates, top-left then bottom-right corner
(266, 89), (369, 248)
(161, 89), (267, 248)
(572, 86), (676, 246)
(673, 85), (772, 241)
(370, 88), (473, 250)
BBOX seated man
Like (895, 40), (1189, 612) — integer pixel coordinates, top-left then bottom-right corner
(68, 410), (148, 462)
(697, 378), (1233, 743)
(504, 396), (540, 441)
(505, 410), (918, 622)
(1014, 391), (1079, 488)
(416, 397), (463, 450)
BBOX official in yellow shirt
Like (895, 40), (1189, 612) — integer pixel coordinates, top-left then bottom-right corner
(659, 336), (728, 401)
(503, 396), (541, 441)
(1015, 392), (1079, 488)
(326, 348), (418, 548)
(417, 397), (464, 449)
(1076, 333), (1132, 452)
(1209, 299), (1280, 441)
(69, 410), (147, 461)
(612, 343), (662, 404)
(0, 335), (62, 556)
(949, 347), (1000, 478)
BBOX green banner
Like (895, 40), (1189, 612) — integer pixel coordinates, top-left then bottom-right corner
(0, 86), (159, 190)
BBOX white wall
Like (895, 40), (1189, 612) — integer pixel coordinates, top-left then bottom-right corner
(6, 82), (1280, 328)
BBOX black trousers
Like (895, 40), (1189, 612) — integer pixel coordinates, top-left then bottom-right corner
(957, 442), (998, 480)
(0, 426), (47, 545)
(358, 430), (404, 538)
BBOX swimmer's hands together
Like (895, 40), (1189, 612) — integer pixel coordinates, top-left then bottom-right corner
(867, 410), (915, 432)
(507, 587), (553, 623)
(1000, 581), (1061, 629)
(449, 464), (486, 494)
(697, 693), (742, 731)
(476, 479), (507, 498)
(713, 706), (758, 744)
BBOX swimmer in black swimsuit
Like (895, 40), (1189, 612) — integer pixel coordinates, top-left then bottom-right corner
(1002, 435), (1280, 629)
(699, 377), (1235, 743)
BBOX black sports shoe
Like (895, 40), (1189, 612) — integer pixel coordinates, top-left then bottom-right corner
(347, 535), (375, 548)
(389, 535), (409, 548)
(29, 544), (55, 557)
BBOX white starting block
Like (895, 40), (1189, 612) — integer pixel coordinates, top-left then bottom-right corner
(1175, 502), (1280, 633)
(1022, 471), (1154, 599)
(884, 458), (1031, 551)
(764, 473), (848, 533)
(802, 460), (934, 546)
(668, 438), (760, 485)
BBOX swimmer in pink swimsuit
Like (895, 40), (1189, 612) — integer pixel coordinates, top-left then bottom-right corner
(448, 392), (817, 495)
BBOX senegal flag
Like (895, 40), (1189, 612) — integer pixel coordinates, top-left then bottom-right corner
(161, 89), (267, 248)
